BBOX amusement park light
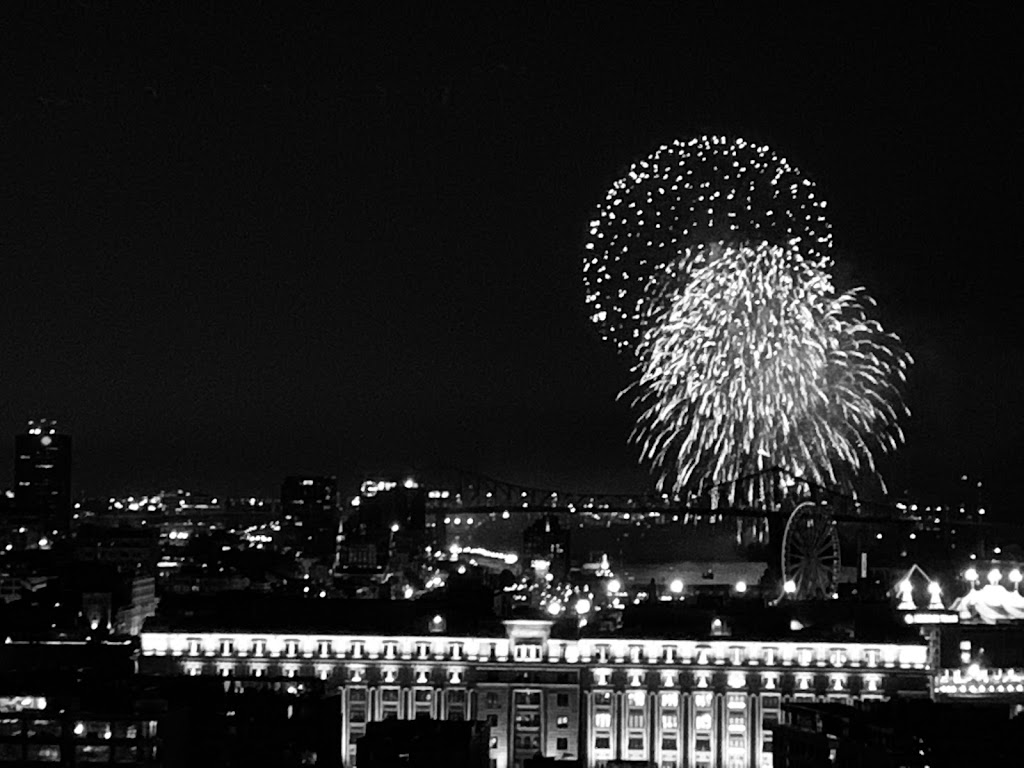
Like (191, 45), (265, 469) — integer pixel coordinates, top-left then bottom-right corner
(735, 581), (747, 594)
(783, 580), (797, 595)
(967, 662), (981, 679)
(1010, 569), (1023, 586)
(669, 578), (684, 595)
(927, 581), (941, 596)
(547, 600), (563, 616)
(575, 598), (592, 615)
(987, 568), (1001, 585)
(607, 579), (622, 594)
(964, 568), (978, 583)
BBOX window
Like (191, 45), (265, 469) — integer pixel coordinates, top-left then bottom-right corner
(695, 713), (712, 731)
(627, 709), (645, 729)
(728, 712), (746, 730)
(729, 734), (744, 749)
(252, 639), (267, 656)
(284, 639), (299, 657)
(695, 736), (712, 753)
(661, 691), (679, 708)
(514, 644), (542, 662)
(693, 692), (713, 708)
(629, 645), (642, 663)
(514, 734), (540, 750)
(595, 735), (611, 750)
(556, 715), (569, 728)
(76, 745), (111, 763)
(450, 643), (464, 660)
(448, 689), (466, 705)
(416, 642), (431, 659)
(350, 688), (367, 702)
(489, 737), (498, 749)
(662, 712), (678, 730)
(484, 692), (500, 709)
(556, 693), (570, 707)
(186, 638), (201, 656)
(0, 744), (23, 761)
(762, 694), (781, 709)
(349, 707), (366, 724)
(594, 690), (612, 705)
(486, 714), (499, 727)
(595, 712), (611, 728)
(350, 641), (364, 659)
(514, 691), (541, 707)
(661, 735), (678, 750)
(556, 737), (568, 750)
(114, 746), (140, 763)
(414, 689), (432, 704)
(26, 745), (60, 763)
(219, 638), (234, 655)
(0, 718), (21, 737)
(381, 688), (400, 703)
(515, 712), (540, 729)
(627, 735), (644, 751)
(317, 640), (332, 657)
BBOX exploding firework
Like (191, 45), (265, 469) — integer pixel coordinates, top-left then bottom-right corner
(583, 135), (832, 354)
(628, 242), (911, 501)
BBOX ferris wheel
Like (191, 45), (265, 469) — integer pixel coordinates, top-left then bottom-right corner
(781, 502), (841, 599)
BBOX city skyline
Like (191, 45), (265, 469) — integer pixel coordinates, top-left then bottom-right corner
(2, 7), (1019, 509)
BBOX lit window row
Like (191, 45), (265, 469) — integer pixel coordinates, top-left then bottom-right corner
(142, 632), (928, 670)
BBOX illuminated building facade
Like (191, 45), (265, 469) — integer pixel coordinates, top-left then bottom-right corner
(140, 609), (931, 768)
(13, 419), (72, 535)
(281, 476), (339, 559)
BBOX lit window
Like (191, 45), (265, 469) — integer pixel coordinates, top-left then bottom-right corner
(556, 716), (569, 728)
(595, 712), (612, 729)
(695, 713), (712, 731)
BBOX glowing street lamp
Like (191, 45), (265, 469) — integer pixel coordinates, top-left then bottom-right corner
(547, 600), (563, 616)
(607, 579), (622, 595)
(783, 580), (797, 595)
(964, 567), (978, 585)
(1010, 569), (1023, 591)
(927, 581), (943, 610)
(734, 581), (747, 594)
(669, 579), (684, 595)
(987, 568), (1001, 585)
(574, 598), (592, 615)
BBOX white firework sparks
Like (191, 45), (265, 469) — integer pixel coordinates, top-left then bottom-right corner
(584, 135), (832, 355)
(628, 242), (911, 501)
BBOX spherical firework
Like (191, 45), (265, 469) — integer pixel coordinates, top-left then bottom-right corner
(583, 135), (832, 354)
(628, 242), (910, 501)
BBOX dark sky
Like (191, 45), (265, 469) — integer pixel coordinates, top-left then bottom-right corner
(1, 5), (1020, 507)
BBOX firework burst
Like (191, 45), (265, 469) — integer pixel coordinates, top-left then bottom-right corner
(584, 135), (832, 354)
(628, 242), (911, 501)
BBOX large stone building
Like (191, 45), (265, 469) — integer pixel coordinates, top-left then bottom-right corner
(139, 597), (931, 768)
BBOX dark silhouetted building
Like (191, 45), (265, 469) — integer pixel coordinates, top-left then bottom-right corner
(13, 419), (71, 536)
(356, 718), (489, 768)
(523, 515), (570, 581)
(281, 476), (338, 561)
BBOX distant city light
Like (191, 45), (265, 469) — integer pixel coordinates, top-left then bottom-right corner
(988, 569), (1001, 585)
(575, 598), (592, 615)
(390, 523), (399, 533)
(964, 568), (978, 582)
(669, 579), (684, 595)
(734, 581), (747, 594)
(607, 579), (622, 594)
(547, 600), (562, 616)
(502, 510), (510, 520)
(783, 580), (797, 594)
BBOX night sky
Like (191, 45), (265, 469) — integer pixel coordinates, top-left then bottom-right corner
(1, 6), (1019, 509)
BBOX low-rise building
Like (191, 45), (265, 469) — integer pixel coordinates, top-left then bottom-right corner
(139, 596), (931, 768)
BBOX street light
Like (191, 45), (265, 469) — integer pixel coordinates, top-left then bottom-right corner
(607, 579), (621, 594)
(1010, 569), (1022, 591)
(575, 598), (592, 615)
(734, 581), (747, 594)
(669, 579), (684, 595)
(783, 580), (797, 595)
(964, 568), (978, 584)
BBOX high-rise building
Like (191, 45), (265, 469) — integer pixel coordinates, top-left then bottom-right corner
(281, 476), (339, 560)
(13, 419), (72, 535)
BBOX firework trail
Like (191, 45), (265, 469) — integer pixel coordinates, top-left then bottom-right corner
(627, 242), (911, 501)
